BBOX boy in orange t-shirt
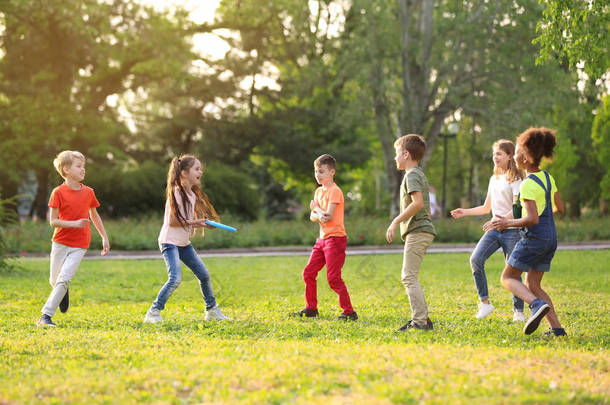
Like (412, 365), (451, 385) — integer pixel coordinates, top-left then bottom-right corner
(292, 154), (357, 321)
(37, 151), (110, 327)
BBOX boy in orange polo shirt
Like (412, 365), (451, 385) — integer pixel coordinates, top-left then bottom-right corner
(37, 151), (110, 327)
(292, 154), (357, 321)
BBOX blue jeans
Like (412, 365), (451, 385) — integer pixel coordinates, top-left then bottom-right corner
(470, 229), (524, 311)
(152, 244), (216, 311)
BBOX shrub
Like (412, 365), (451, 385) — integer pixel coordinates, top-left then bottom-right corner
(0, 197), (17, 272)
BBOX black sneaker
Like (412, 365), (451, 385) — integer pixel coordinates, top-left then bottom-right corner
(398, 318), (433, 332)
(59, 288), (69, 313)
(292, 308), (319, 318)
(337, 311), (358, 321)
(36, 314), (57, 327)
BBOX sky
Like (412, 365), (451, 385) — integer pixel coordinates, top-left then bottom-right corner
(140, 0), (229, 60)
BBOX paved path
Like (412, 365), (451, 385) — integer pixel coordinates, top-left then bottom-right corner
(19, 241), (610, 260)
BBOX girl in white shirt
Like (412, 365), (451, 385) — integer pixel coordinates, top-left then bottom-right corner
(144, 155), (231, 323)
(451, 140), (525, 321)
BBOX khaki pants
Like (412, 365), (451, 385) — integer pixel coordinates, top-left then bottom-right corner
(401, 232), (435, 326)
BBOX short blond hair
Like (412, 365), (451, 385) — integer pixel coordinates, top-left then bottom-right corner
(53, 150), (85, 178)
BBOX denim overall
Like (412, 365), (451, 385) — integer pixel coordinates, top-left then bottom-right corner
(508, 171), (557, 272)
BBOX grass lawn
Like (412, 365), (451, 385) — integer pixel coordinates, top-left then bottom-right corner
(1, 250), (609, 404)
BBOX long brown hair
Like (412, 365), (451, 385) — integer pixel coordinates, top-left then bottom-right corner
(492, 139), (524, 183)
(166, 155), (219, 233)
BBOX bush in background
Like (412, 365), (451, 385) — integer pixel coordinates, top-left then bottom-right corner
(86, 161), (261, 220)
(5, 215), (610, 254)
(0, 197), (17, 271)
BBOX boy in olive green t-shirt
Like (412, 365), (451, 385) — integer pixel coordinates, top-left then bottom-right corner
(386, 134), (437, 331)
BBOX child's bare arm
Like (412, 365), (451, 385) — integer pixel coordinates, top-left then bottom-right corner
(451, 193), (491, 218)
(485, 199), (539, 231)
(89, 207), (110, 255)
(553, 191), (565, 214)
(49, 207), (89, 229)
(319, 203), (337, 223)
(309, 200), (321, 222)
(386, 191), (424, 243)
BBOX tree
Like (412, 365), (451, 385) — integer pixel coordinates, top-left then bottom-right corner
(0, 0), (192, 218)
(340, 0), (574, 215)
(190, 0), (373, 209)
(534, 0), (609, 80)
(546, 84), (604, 217)
(592, 95), (610, 206)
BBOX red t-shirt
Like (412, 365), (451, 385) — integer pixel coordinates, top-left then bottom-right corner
(48, 183), (100, 249)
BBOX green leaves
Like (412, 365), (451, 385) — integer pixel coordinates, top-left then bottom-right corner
(534, 0), (609, 79)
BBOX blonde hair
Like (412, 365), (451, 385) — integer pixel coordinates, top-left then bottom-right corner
(53, 150), (85, 178)
(167, 154), (219, 235)
(492, 139), (524, 183)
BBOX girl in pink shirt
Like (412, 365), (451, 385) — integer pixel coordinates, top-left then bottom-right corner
(144, 155), (231, 323)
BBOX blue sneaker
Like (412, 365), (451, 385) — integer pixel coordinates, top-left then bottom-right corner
(542, 328), (567, 338)
(36, 314), (56, 327)
(524, 298), (550, 335)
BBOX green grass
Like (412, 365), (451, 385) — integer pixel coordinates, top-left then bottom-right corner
(5, 214), (610, 253)
(1, 250), (609, 404)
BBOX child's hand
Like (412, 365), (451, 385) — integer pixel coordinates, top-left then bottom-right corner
(320, 213), (331, 223)
(450, 208), (464, 219)
(386, 221), (398, 243)
(485, 215), (509, 231)
(73, 218), (90, 228)
(101, 239), (110, 256)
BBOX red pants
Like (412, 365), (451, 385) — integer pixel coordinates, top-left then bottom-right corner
(303, 236), (354, 314)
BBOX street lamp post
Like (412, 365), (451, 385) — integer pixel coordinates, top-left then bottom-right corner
(440, 122), (459, 216)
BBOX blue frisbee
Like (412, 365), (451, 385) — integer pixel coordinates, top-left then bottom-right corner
(205, 220), (237, 233)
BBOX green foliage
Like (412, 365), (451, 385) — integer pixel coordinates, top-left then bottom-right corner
(534, 0), (609, 79)
(545, 93), (604, 216)
(0, 251), (608, 403)
(592, 96), (610, 200)
(85, 161), (261, 220)
(203, 163), (261, 221)
(85, 161), (167, 217)
(0, 0), (605, 222)
(0, 196), (17, 272)
(5, 216), (610, 254)
(0, 0), (193, 216)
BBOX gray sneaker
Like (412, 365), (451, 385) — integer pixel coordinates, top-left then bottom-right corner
(205, 305), (232, 321)
(143, 308), (163, 323)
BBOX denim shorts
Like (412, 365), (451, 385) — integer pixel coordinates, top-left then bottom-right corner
(507, 233), (557, 272)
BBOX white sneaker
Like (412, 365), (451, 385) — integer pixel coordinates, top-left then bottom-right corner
(205, 305), (232, 321)
(513, 309), (525, 322)
(475, 302), (495, 319)
(143, 308), (163, 323)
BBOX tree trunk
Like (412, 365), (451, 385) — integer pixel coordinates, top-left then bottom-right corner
(468, 118), (476, 204)
(600, 198), (609, 215)
(567, 198), (581, 218)
(368, 9), (401, 217)
(31, 168), (50, 221)
(370, 61), (402, 218)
